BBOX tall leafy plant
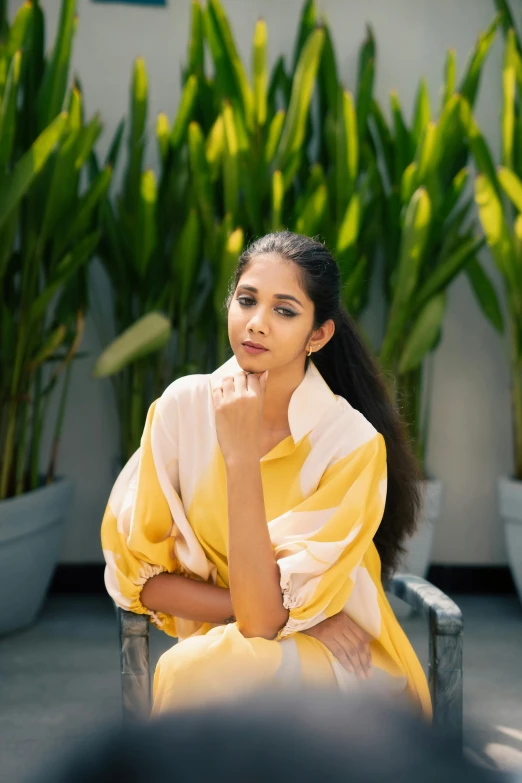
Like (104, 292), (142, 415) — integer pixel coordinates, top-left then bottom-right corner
(469, 14), (522, 479)
(369, 16), (504, 470)
(0, 0), (109, 500)
(90, 40), (213, 462)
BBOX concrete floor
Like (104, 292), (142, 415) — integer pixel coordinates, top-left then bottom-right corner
(0, 593), (521, 782)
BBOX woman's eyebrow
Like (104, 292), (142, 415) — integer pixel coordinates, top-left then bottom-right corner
(237, 284), (303, 307)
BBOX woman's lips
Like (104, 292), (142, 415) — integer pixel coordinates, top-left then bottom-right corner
(242, 344), (268, 355)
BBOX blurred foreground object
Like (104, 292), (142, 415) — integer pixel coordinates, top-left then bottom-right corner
(33, 688), (497, 783)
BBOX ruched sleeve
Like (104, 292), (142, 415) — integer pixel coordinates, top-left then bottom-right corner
(271, 432), (387, 642)
(100, 393), (215, 638)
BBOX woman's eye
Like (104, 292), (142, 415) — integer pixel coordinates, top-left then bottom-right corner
(236, 297), (296, 318)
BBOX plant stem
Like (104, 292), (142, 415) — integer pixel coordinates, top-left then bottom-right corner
(30, 367), (43, 490)
(510, 317), (522, 480)
(0, 398), (17, 499)
(46, 360), (73, 484)
(14, 399), (31, 495)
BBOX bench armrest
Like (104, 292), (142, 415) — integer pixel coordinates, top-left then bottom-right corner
(386, 573), (463, 743)
(116, 606), (151, 724)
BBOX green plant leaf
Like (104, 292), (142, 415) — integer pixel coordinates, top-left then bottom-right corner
(0, 111), (68, 232)
(342, 255), (367, 316)
(494, 0), (519, 41)
(411, 78), (431, 148)
(252, 18), (267, 127)
(188, 121), (214, 238)
(369, 99), (394, 186)
(36, 0), (76, 130)
(465, 256), (504, 333)
(398, 293), (447, 374)
(415, 120), (437, 183)
(498, 165), (522, 212)
(271, 169), (284, 231)
(0, 49), (21, 169)
(461, 99), (501, 197)
(30, 325), (67, 370)
(267, 55), (290, 117)
(213, 227), (244, 317)
(458, 13), (501, 107)
(205, 114), (225, 181)
(75, 112), (103, 169)
(380, 188), (431, 365)
(275, 27), (324, 172)
(123, 57), (147, 213)
(265, 109), (285, 165)
(336, 89), (358, 216)
(172, 208), (201, 312)
(291, 0), (317, 74)
(355, 27), (375, 141)
(400, 161), (418, 205)
(440, 48), (456, 112)
(503, 29), (517, 169)
(187, 0), (204, 75)
(206, 0), (253, 129)
(51, 165), (112, 263)
(222, 101), (239, 219)
(93, 313), (172, 378)
(318, 19), (338, 119)
(104, 118), (125, 170)
(390, 90), (412, 181)
(336, 193), (360, 258)
(171, 73), (198, 150)
(416, 234), (485, 308)
(136, 169), (157, 277)
(475, 173), (522, 302)
(295, 183), (327, 236)
(156, 112), (170, 165)
(31, 231), (100, 322)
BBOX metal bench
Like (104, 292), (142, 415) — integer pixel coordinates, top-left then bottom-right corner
(115, 573), (463, 745)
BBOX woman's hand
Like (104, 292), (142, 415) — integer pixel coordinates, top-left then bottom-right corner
(302, 613), (373, 679)
(211, 370), (268, 465)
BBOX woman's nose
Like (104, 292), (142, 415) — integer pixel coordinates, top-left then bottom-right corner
(247, 311), (268, 333)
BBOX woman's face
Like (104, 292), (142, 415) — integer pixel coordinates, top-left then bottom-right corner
(228, 253), (333, 374)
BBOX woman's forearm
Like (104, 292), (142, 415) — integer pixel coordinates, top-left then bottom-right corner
(140, 572), (235, 625)
(225, 459), (289, 640)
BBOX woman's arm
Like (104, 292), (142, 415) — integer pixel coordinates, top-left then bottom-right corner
(140, 572), (235, 625)
(225, 459), (289, 640)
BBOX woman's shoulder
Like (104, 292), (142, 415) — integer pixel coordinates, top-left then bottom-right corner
(155, 370), (212, 419)
(325, 394), (382, 457)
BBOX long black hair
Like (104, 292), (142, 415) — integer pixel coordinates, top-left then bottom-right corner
(226, 231), (423, 580)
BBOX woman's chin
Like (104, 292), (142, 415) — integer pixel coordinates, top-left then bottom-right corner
(234, 351), (269, 374)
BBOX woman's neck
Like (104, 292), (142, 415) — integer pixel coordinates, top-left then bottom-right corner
(260, 361), (306, 432)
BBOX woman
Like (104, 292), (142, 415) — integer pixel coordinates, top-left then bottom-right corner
(101, 231), (431, 719)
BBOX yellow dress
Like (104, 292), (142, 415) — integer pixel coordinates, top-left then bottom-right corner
(101, 355), (432, 720)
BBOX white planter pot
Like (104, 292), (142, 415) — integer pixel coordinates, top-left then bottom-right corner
(0, 477), (74, 636)
(498, 475), (522, 605)
(388, 478), (442, 619)
(399, 478), (442, 578)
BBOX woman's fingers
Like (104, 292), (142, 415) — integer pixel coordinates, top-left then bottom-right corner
(334, 615), (372, 677)
(339, 613), (372, 644)
(339, 634), (371, 679)
(341, 631), (372, 678)
(331, 642), (356, 675)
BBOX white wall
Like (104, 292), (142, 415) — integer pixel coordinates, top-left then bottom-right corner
(20, 0), (511, 564)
